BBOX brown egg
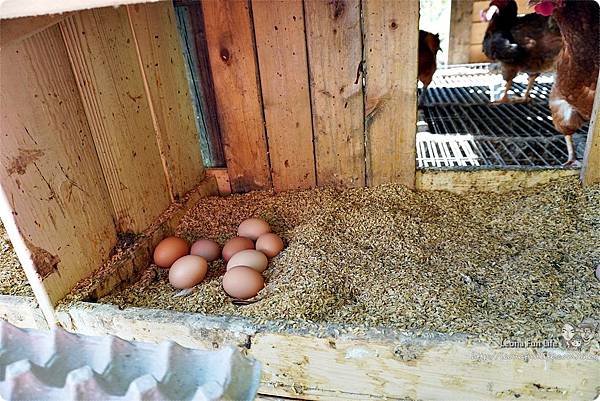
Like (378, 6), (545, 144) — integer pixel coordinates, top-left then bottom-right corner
(237, 218), (271, 241)
(222, 266), (264, 300)
(153, 237), (189, 268)
(226, 250), (268, 273)
(222, 236), (254, 262)
(255, 233), (284, 258)
(190, 239), (221, 262)
(168, 255), (208, 289)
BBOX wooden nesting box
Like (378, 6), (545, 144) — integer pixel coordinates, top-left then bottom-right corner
(1, 0), (599, 399)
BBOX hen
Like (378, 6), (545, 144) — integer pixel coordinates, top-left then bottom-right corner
(418, 30), (441, 105)
(529, 0), (599, 165)
(481, 0), (563, 103)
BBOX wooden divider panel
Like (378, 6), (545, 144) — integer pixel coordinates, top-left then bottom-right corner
(252, 0), (316, 191)
(448, 0), (474, 64)
(59, 8), (171, 232)
(363, 0), (418, 188)
(305, 0), (366, 188)
(201, 0), (272, 192)
(0, 26), (117, 305)
(127, 2), (205, 200)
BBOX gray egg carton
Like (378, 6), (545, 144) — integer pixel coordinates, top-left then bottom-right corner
(0, 320), (261, 401)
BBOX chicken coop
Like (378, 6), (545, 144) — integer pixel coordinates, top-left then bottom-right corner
(1, 0), (599, 400)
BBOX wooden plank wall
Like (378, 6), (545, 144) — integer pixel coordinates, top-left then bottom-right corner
(201, 0), (419, 191)
(0, 2), (206, 309)
(469, 0), (529, 63)
(448, 0), (474, 64)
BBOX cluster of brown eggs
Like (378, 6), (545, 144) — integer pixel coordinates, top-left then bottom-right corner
(152, 218), (284, 300)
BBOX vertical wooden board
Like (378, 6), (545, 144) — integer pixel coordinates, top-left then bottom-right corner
(448, 0), (474, 65)
(305, 0), (365, 188)
(363, 0), (418, 188)
(59, 8), (171, 232)
(0, 26), (117, 305)
(201, 0), (272, 193)
(581, 71), (600, 186)
(252, 0), (316, 191)
(127, 2), (205, 200)
(174, 2), (226, 168)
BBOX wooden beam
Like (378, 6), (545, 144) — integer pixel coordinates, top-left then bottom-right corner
(581, 71), (600, 186)
(0, 13), (70, 48)
(251, 0), (316, 191)
(0, 26), (118, 309)
(416, 169), (579, 193)
(448, 0), (473, 64)
(127, 2), (205, 200)
(304, 0), (365, 188)
(59, 8), (171, 232)
(201, 0), (272, 193)
(363, 0), (418, 188)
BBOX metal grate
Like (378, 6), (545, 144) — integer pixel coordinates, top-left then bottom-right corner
(417, 64), (589, 169)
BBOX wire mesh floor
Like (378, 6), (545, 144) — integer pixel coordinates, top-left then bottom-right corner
(417, 64), (589, 169)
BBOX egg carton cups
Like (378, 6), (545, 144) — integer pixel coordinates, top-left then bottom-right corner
(0, 320), (261, 401)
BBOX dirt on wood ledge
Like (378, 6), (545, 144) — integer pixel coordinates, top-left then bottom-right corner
(100, 177), (600, 344)
(0, 223), (33, 297)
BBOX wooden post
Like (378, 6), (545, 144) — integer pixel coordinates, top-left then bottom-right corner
(251, 0), (316, 191)
(304, 0), (366, 188)
(201, 0), (272, 193)
(0, 25), (118, 308)
(581, 71), (600, 186)
(363, 0), (419, 188)
(173, 2), (226, 168)
(448, 0), (474, 64)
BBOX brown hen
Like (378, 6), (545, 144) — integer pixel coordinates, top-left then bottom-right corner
(530, 0), (599, 165)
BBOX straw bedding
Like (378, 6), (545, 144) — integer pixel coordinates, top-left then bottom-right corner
(100, 177), (599, 343)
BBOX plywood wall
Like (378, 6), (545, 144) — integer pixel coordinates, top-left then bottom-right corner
(0, 2), (206, 309)
(201, 0), (419, 191)
(469, 0), (530, 63)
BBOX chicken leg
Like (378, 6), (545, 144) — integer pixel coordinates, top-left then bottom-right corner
(493, 78), (513, 103)
(514, 73), (539, 103)
(563, 135), (581, 167)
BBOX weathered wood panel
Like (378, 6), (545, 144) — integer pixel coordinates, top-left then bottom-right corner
(127, 2), (205, 200)
(174, 2), (225, 168)
(363, 0), (418, 188)
(0, 295), (47, 329)
(59, 8), (171, 232)
(57, 302), (600, 400)
(448, 0), (474, 64)
(201, 0), (272, 192)
(206, 168), (232, 195)
(252, 0), (316, 191)
(581, 71), (600, 186)
(305, 0), (365, 188)
(0, 26), (117, 307)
